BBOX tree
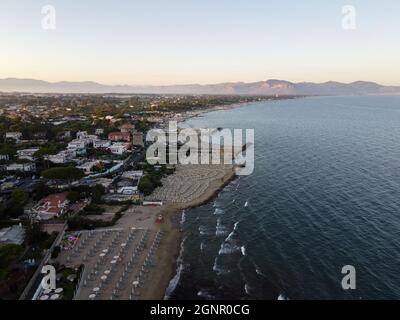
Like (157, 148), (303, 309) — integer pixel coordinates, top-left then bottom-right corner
(25, 223), (48, 245)
(32, 182), (54, 201)
(0, 244), (23, 280)
(7, 189), (29, 218)
(67, 191), (81, 203)
(91, 184), (105, 203)
(34, 146), (59, 157)
(138, 176), (155, 196)
(41, 167), (84, 189)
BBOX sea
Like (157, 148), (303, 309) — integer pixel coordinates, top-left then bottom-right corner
(165, 95), (400, 300)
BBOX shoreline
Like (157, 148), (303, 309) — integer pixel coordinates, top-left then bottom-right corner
(145, 166), (237, 299)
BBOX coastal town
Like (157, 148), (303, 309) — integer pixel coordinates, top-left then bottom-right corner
(0, 93), (277, 300)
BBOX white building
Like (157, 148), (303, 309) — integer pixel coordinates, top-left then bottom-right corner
(0, 154), (9, 161)
(109, 142), (130, 155)
(48, 150), (76, 164)
(17, 148), (40, 161)
(5, 132), (22, 141)
(68, 139), (87, 150)
(77, 161), (101, 175)
(76, 131), (88, 139)
(117, 186), (138, 195)
(6, 163), (36, 172)
(93, 140), (111, 149)
(122, 170), (144, 179)
(95, 128), (104, 135)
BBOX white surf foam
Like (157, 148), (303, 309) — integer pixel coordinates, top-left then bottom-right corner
(218, 242), (240, 255)
(278, 294), (289, 300)
(213, 208), (225, 215)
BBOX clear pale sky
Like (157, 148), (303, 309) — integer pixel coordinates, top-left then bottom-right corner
(0, 0), (399, 85)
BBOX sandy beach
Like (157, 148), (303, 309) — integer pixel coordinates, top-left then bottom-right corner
(143, 163), (237, 299)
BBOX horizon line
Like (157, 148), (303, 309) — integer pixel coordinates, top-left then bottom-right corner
(1, 77), (399, 88)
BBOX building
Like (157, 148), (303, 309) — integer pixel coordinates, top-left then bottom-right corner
(48, 150), (76, 164)
(95, 128), (104, 135)
(32, 192), (69, 220)
(132, 131), (144, 147)
(119, 123), (135, 133)
(68, 139), (87, 150)
(0, 224), (25, 245)
(143, 200), (163, 206)
(117, 186), (138, 195)
(0, 154), (9, 161)
(108, 132), (131, 142)
(122, 170), (143, 179)
(82, 178), (114, 191)
(6, 163), (36, 172)
(17, 148), (40, 161)
(77, 161), (101, 175)
(76, 131), (88, 139)
(5, 132), (22, 141)
(93, 140), (111, 149)
(109, 142), (130, 155)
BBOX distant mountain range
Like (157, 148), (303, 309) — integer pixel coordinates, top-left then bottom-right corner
(1, 78), (399, 96)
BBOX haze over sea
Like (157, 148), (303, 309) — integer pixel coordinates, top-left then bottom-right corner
(167, 96), (400, 300)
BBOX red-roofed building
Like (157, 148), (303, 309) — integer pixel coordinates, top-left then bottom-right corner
(33, 192), (70, 220)
(108, 132), (131, 142)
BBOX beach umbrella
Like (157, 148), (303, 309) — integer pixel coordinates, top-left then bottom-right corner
(89, 294), (96, 300)
(50, 294), (60, 300)
(39, 295), (49, 300)
(93, 287), (100, 292)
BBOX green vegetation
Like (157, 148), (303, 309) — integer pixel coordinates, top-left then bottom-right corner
(81, 204), (105, 216)
(0, 244), (23, 280)
(41, 166), (84, 181)
(138, 163), (175, 196)
(32, 182), (55, 201)
(51, 245), (61, 259)
(68, 204), (128, 230)
(0, 188), (29, 219)
(25, 223), (55, 247)
(66, 191), (81, 203)
(68, 184), (105, 204)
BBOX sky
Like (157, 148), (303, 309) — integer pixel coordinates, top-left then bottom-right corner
(0, 0), (399, 85)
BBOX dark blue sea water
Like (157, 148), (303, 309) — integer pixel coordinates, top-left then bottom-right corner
(167, 96), (400, 300)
